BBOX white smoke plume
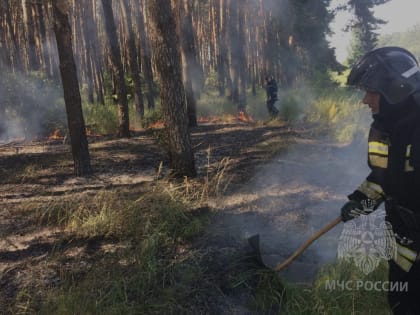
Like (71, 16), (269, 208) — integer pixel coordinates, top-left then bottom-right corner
(0, 70), (66, 142)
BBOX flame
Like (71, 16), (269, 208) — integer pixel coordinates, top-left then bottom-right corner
(198, 113), (255, 124)
(146, 114), (255, 128)
(237, 111), (255, 123)
(48, 129), (63, 140)
(198, 115), (223, 123)
(148, 121), (165, 129)
(85, 127), (102, 137)
(48, 127), (102, 140)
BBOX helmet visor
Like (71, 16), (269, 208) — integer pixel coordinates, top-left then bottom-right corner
(347, 48), (420, 104)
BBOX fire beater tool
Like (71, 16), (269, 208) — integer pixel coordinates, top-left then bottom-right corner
(248, 215), (342, 272)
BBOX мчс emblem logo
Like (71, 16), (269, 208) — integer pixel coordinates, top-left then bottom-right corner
(338, 208), (396, 275)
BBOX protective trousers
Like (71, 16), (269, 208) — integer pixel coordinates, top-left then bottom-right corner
(267, 100), (279, 117)
(388, 260), (420, 314)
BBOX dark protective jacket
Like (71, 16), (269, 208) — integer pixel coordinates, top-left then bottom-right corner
(266, 79), (278, 104)
(348, 96), (420, 271)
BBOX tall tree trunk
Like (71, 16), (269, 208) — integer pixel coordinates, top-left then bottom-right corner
(216, 0), (227, 96)
(121, 0), (144, 117)
(227, 0), (239, 104)
(237, 1), (247, 112)
(23, 0), (40, 71)
(52, 0), (92, 176)
(34, 1), (49, 75)
(147, 0), (196, 178)
(5, 1), (23, 72)
(136, 0), (155, 110)
(75, 0), (93, 103)
(101, 0), (130, 138)
(82, 0), (104, 104)
(177, 0), (198, 127)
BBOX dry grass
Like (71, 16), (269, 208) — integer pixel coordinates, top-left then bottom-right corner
(2, 148), (235, 314)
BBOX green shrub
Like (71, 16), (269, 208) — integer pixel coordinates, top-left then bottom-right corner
(83, 102), (119, 134)
(140, 108), (163, 129)
(197, 89), (237, 117)
(305, 88), (369, 143)
(278, 94), (303, 122)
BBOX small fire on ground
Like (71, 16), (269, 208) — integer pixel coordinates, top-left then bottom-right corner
(237, 111), (255, 123)
(45, 112), (256, 138)
(48, 127), (99, 140)
(146, 112), (255, 129)
(147, 121), (165, 129)
(198, 111), (255, 124)
(48, 129), (61, 140)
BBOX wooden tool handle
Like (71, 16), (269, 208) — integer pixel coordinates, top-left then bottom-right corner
(274, 216), (342, 272)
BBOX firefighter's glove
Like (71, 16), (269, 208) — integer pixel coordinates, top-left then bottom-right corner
(340, 200), (373, 222)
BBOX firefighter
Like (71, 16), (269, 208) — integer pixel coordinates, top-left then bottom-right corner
(265, 75), (280, 117)
(341, 46), (420, 314)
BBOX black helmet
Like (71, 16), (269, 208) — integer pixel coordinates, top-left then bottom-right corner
(347, 46), (420, 104)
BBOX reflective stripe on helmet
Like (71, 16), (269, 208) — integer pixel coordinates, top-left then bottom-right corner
(402, 65), (420, 78)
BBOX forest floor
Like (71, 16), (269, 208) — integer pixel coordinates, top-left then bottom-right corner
(0, 121), (367, 314)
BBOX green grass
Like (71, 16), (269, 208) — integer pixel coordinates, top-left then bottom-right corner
(228, 258), (392, 314)
(330, 68), (351, 87)
(197, 82), (370, 145)
(79, 81), (369, 146)
(9, 146), (232, 314)
(305, 88), (370, 142)
(82, 97), (162, 135)
(292, 261), (391, 314)
(24, 184), (211, 315)
(82, 102), (119, 135)
(196, 89), (238, 116)
(197, 85), (273, 121)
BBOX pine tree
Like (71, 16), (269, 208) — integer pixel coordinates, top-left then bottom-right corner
(147, 0), (196, 178)
(52, 0), (92, 176)
(346, 0), (391, 66)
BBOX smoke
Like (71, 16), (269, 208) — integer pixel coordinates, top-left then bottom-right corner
(210, 117), (372, 283)
(0, 118), (25, 142)
(0, 70), (66, 142)
(260, 0), (292, 19)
